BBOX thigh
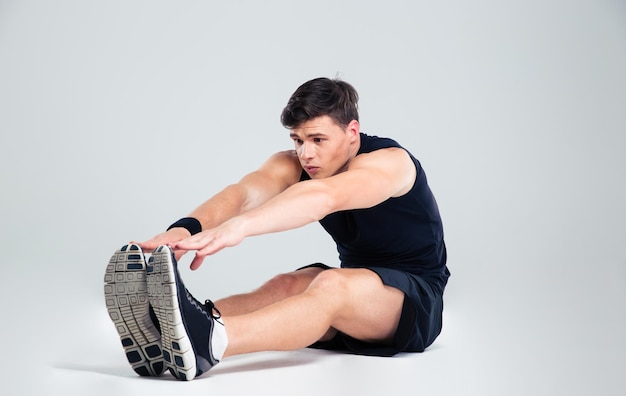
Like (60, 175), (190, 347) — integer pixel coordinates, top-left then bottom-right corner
(308, 268), (405, 344)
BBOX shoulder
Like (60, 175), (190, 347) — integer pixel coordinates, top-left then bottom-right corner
(257, 150), (302, 186)
(351, 146), (412, 170)
(356, 133), (418, 177)
(267, 149), (300, 165)
(348, 147), (416, 198)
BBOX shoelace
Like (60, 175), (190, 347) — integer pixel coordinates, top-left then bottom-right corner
(204, 299), (222, 320)
(185, 289), (224, 324)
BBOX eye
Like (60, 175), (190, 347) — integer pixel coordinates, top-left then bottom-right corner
(293, 138), (303, 145)
(313, 138), (323, 143)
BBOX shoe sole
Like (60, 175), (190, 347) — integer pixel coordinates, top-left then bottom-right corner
(104, 244), (165, 376)
(147, 246), (197, 381)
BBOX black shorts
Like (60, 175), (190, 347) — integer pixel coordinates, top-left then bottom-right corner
(297, 263), (444, 357)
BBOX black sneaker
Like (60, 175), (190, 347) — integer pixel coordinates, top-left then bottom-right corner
(147, 245), (222, 381)
(104, 244), (166, 377)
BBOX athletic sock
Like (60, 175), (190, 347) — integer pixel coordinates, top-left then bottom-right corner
(211, 320), (228, 361)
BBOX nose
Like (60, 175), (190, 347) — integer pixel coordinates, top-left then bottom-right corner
(298, 142), (314, 160)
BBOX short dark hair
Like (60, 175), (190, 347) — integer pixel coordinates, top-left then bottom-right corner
(280, 77), (359, 129)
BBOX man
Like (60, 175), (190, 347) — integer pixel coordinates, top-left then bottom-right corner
(103, 77), (449, 381)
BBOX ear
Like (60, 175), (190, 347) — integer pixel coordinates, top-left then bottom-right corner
(346, 120), (360, 141)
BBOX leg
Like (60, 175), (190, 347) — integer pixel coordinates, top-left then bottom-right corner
(146, 246), (404, 380)
(222, 268), (405, 357)
(214, 266), (326, 316)
(146, 248), (330, 380)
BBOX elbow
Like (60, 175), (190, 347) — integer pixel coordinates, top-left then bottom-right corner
(222, 184), (254, 214)
(310, 182), (343, 220)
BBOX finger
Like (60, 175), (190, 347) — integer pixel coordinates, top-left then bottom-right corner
(189, 253), (206, 271)
(173, 235), (212, 250)
(197, 242), (224, 257)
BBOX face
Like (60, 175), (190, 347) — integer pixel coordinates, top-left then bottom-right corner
(289, 115), (360, 179)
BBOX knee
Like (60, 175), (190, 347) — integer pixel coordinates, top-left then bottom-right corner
(308, 269), (350, 295)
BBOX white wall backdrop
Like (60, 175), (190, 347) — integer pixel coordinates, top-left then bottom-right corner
(0, 1), (624, 395)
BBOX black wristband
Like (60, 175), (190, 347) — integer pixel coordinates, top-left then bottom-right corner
(167, 217), (202, 235)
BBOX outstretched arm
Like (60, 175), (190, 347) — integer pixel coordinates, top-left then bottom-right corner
(134, 150), (302, 258)
(175, 147), (416, 269)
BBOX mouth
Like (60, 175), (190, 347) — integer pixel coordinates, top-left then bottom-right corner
(303, 165), (320, 175)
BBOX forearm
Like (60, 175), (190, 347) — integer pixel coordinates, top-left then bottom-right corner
(187, 184), (249, 230)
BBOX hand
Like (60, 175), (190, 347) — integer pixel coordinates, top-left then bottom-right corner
(172, 218), (245, 270)
(131, 228), (192, 261)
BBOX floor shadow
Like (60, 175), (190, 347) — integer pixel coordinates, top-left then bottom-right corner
(208, 351), (323, 376)
(50, 350), (328, 380)
(52, 363), (135, 377)
(50, 362), (180, 381)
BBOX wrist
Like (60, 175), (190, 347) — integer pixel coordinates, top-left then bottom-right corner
(167, 217), (202, 235)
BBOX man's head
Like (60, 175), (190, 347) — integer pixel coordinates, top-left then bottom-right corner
(282, 78), (362, 179)
(280, 77), (359, 130)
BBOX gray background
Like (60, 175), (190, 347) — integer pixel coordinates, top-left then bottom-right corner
(1, 0), (624, 395)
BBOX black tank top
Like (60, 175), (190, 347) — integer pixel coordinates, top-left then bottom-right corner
(300, 133), (449, 294)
